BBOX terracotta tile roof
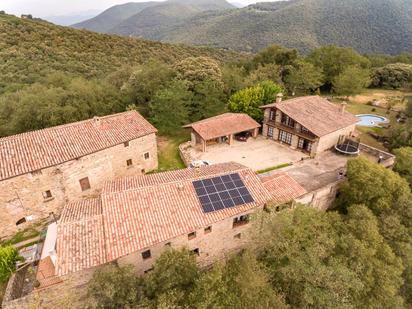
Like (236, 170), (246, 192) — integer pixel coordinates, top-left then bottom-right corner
(260, 173), (307, 204)
(0, 111), (157, 181)
(36, 256), (63, 289)
(102, 162), (271, 261)
(183, 113), (261, 141)
(55, 164), (309, 276)
(56, 198), (107, 276)
(261, 96), (358, 137)
(103, 161), (248, 193)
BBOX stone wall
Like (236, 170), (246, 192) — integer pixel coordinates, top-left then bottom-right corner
(316, 124), (356, 154)
(2, 265), (104, 309)
(359, 143), (395, 168)
(297, 180), (342, 211)
(118, 209), (258, 275)
(0, 133), (158, 238)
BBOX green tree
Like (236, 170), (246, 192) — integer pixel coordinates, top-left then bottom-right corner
(390, 119), (412, 149)
(371, 63), (412, 89)
(335, 157), (412, 304)
(221, 64), (247, 97)
(149, 80), (191, 135)
(393, 147), (412, 189)
(0, 245), (21, 283)
(255, 206), (362, 308)
(190, 252), (287, 309)
(255, 204), (405, 308)
(174, 56), (224, 90)
(227, 81), (284, 122)
(0, 76), (124, 137)
(123, 60), (176, 110)
(284, 60), (324, 94)
(146, 248), (199, 307)
(333, 66), (371, 96)
(244, 63), (282, 87)
(189, 79), (226, 122)
(253, 45), (298, 67)
(87, 265), (147, 308)
(307, 45), (370, 89)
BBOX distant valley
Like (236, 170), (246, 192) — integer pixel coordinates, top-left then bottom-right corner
(73, 0), (412, 54)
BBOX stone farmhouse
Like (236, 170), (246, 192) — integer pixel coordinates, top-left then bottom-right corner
(184, 113), (260, 152)
(261, 95), (359, 157)
(0, 111), (158, 238)
(2, 163), (306, 308)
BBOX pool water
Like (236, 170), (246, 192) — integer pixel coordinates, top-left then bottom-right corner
(356, 114), (389, 127)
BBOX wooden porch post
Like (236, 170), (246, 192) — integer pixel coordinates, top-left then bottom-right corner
(228, 134), (234, 145)
(202, 138), (207, 152)
(252, 127), (258, 138)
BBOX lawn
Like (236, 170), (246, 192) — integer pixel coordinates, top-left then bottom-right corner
(157, 132), (189, 172)
(332, 88), (410, 151)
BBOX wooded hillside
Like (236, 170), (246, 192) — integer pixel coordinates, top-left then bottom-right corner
(0, 13), (241, 94)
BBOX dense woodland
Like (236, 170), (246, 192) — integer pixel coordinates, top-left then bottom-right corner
(1, 14), (412, 140)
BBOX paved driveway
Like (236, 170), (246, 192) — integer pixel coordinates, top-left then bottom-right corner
(185, 136), (307, 171)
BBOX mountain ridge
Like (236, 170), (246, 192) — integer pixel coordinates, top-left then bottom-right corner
(73, 0), (412, 55)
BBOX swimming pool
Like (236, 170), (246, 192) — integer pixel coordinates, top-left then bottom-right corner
(356, 114), (389, 127)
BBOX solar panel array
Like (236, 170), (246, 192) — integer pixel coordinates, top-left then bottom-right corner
(193, 173), (254, 213)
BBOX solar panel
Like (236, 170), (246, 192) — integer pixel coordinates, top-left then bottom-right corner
(193, 173), (255, 213)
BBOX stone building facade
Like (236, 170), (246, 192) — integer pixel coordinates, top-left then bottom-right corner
(0, 111), (158, 238)
(261, 95), (358, 157)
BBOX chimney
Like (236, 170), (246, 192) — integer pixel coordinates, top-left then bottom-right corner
(276, 93), (283, 103)
(340, 102), (347, 114)
(177, 183), (184, 191)
(93, 116), (101, 126)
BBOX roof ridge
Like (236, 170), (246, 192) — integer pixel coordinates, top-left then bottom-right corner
(0, 110), (137, 142)
(102, 162), (250, 194)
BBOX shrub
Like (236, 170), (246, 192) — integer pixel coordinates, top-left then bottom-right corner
(0, 245), (21, 283)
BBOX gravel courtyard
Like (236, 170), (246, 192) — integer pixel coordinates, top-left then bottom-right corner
(183, 136), (307, 171)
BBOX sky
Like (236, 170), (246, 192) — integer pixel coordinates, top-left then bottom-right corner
(1, 0), (269, 17)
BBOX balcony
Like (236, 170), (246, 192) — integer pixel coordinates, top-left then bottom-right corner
(274, 122), (317, 141)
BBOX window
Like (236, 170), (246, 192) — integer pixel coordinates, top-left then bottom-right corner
(79, 177), (91, 191)
(204, 226), (212, 234)
(188, 231), (196, 240)
(144, 152), (150, 160)
(234, 233), (241, 239)
(42, 190), (52, 199)
(233, 215), (250, 228)
(191, 248), (200, 256)
(269, 109), (275, 121)
(267, 126), (274, 138)
(278, 130), (292, 145)
(301, 126), (310, 134)
(281, 114), (295, 128)
(124, 141), (129, 147)
(142, 250), (151, 260)
(298, 138), (312, 152)
(298, 138), (304, 149)
(126, 159), (133, 167)
(16, 217), (27, 226)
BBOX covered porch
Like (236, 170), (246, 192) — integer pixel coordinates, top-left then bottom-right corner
(183, 113), (261, 152)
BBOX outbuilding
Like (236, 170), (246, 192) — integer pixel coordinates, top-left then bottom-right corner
(183, 113), (261, 152)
